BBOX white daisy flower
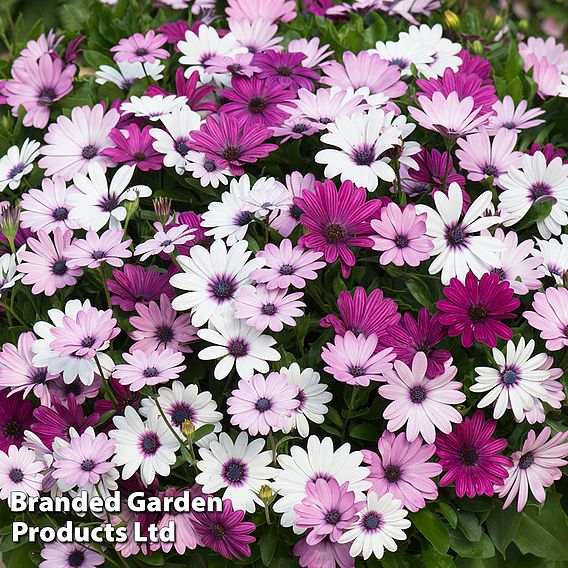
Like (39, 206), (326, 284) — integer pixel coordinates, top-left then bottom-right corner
(150, 106), (202, 174)
(178, 25), (247, 84)
(372, 36), (434, 77)
(498, 151), (568, 238)
(339, 492), (411, 560)
(244, 177), (291, 219)
(185, 150), (231, 188)
(0, 138), (40, 191)
(140, 381), (223, 448)
(201, 175), (255, 245)
(196, 431), (276, 513)
(315, 109), (403, 191)
(416, 182), (505, 284)
(0, 249), (23, 298)
(110, 406), (180, 486)
(170, 238), (264, 326)
(121, 94), (188, 122)
(559, 74), (568, 98)
(134, 222), (195, 261)
(95, 60), (164, 90)
(533, 234), (568, 284)
(272, 436), (371, 530)
(280, 363), (333, 438)
(68, 163), (151, 231)
(471, 338), (550, 422)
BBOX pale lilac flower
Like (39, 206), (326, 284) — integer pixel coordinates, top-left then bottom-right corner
(0, 445), (43, 500)
(288, 38), (333, 68)
(39, 542), (104, 568)
(486, 96), (545, 135)
(244, 177), (292, 219)
(135, 222), (195, 261)
(523, 287), (568, 351)
(322, 331), (395, 386)
(111, 30), (169, 64)
(229, 18), (282, 54)
(64, 229), (133, 269)
(227, 372), (300, 436)
(185, 150), (231, 188)
(0, 138), (40, 191)
(226, 0), (296, 23)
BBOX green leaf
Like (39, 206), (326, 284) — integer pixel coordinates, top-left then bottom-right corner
(411, 508), (450, 554)
(349, 422), (377, 442)
(486, 506), (521, 557)
(516, 200), (553, 230)
(259, 523), (278, 566)
(139, 551), (165, 565)
(191, 423), (215, 443)
(404, 277), (435, 312)
(449, 531), (495, 558)
(82, 49), (114, 70)
(512, 495), (568, 560)
(438, 502), (458, 529)
(422, 545), (456, 568)
(457, 511), (482, 542)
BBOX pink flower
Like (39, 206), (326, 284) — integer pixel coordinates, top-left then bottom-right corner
(39, 103), (119, 181)
(39, 542), (104, 568)
(3, 54), (75, 128)
(519, 36), (568, 73)
(111, 31), (169, 64)
(102, 124), (163, 171)
(371, 203), (433, 267)
(0, 445), (44, 500)
(523, 287), (568, 351)
(294, 478), (364, 544)
(293, 537), (354, 568)
(362, 431), (441, 512)
(523, 54), (562, 98)
(227, 372), (300, 436)
(17, 228), (83, 296)
(226, 0), (297, 23)
(135, 222), (195, 261)
(128, 293), (197, 354)
(379, 352), (465, 443)
(113, 348), (186, 391)
(321, 331), (395, 386)
(486, 96), (545, 135)
(233, 285), (305, 332)
(64, 229), (133, 269)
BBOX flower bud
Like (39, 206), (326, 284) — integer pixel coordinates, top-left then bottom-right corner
(472, 40), (484, 55)
(259, 484), (273, 503)
(0, 205), (20, 253)
(153, 197), (172, 221)
(181, 419), (195, 437)
(443, 10), (460, 31)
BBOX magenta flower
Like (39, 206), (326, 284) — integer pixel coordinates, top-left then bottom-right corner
(157, 20), (191, 48)
(0, 391), (34, 451)
(189, 114), (278, 175)
(102, 124), (163, 171)
(251, 239), (325, 290)
(435, 411), (512, 498)
(107, 264), (176, 311)
(371, 203), (433, 267)
(294, 478), (364, 544)
(191, 499), (256, 560)
(322, 331), (395, 386)
(227, 372), (300, 436)
(128, 293), (197, 354)
(17, 228), (83, 296)
(111, 30), (169, 64)
(169, 211), (213, 253)
(523, 287), (568, 351)
(113, 347), (186, 391)
(220, 76), (295, 129)
(497, 427), (568, 511)
(362, 431), (441, 512)
(3, 54), (75, 128)
(65, 229), (132, 269)
(437, 272), (520, 348)
(526, 143), (566, 164)
(379, 352), (465, 443)
(320, 287), (400, 342)
(254, 50), (319, 91)
(380, 309), (451, 379)
(458, 50), (492, 82)
(294, 179), (381, 278)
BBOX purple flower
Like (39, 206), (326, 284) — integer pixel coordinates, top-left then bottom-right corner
(458, 50), (492, 83)
(192, 499), (256, 560)
(102, 124), (163, 171)
(380, 308), (451, 379)
(436, 411), (512, 498)
(526, 142), (567, 164)
(254, 50), (320, 91)
(0, 391), (34, 452)
(111, 30), (169, 64)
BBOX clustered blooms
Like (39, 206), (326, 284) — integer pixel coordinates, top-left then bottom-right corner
(0, 1), (567, 567)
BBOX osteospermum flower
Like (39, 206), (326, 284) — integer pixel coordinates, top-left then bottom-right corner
(185, 151), (231, 188)
(380, 309), (451, 379)
(437, 272), (520, 348)
(371, 203), (433, 267)
(65, 229), (132, 269)
(170, 239), (264, 327)
(472, 338), (550, 421)
(523, 287), (568, 351)
(408, 147), (466, 197)
(111, 30), (169, 64)
(533, 233), (568, 284)
(113, 348), (186, 391)
(379, 352), (465, 443)
(295, 179), (381, 277)
(294, 478), (364, 544)
(17, 228), (83, 296)
(244, 177), (292, 219)
(338, 492), (411, 560)
(39, 103), (119, 181)
(102, 124), (163, 171)
(226, 0), (296, 22)
(486, 96), (545, 135)
(110, 406), (180, 485)
(0, 445), (44, 500)
(254, 50), (319, 91)
(135, 222), (195, 261)
(227, 372), (300, 435)
(196, 431), (275, 513)
(322, 331), (395, 386)
(497, 427), (568, 511)
(0, 138), (40, 191)
(197, 311), (280, 380)
(435, 411), (512, 498)
(0, 391), (34, 451)
(251, 239), (325, 290)
(39, 542), (104, 568)
(95, 60), (164, 90)
(233, 285), (305, 332)
(191, 499), (256, 560)
(362, 431), (441, 512)
(121, 94), (188, 122)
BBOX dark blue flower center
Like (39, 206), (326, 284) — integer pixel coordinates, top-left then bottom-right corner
(255, 397), (271, 412)
(410, 386), (426, 403)
(81, 459), (95, 471)
(143, 367), (159, 377)
(228, 338), (248, 358)
(203, 158), (217, 172)
(81, 145), (98, 160)
(211, 278), (235, 300)
(445, 225), (467, 247)
(9, 468), (24, 483)
(395, 235), (409, 248)
(279, 263), (294, 275)
(141, 432), (160, 454)
(52, 260), (68, 275)
(501, 368), (518, 386)
(519, 452), (534, 469)
(384, 465), (402, 482)
(325, 510), (341, 524)
(261, 303), (276, 315)
(68, 550), (86, 567)
(52, 206), (69, 221)
(170, 403), (193, 427)
(175, 140), (190, 156)
(363, 512), (382, 531)
(223, 460), (246, 484)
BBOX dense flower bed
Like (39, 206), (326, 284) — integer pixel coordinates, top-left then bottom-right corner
(0, 0), (567, 567)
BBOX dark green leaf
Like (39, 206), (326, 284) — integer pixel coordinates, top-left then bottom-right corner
(411, 508), (450, 554)
(422, 545), (456, 568)
(449, 531), (495, 558)
(486, 506), (521, 557)
(438, 502), (458, 529)
(457, 511), (482, 542)
(259, 523), (278, 566)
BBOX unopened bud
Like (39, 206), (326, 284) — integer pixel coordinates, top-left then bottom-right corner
(472, 40), (484, 55)
(443, 10), (460, 31)
(259, 485), (273, 503)
(153, 197), (172, 221)
(519, 19), (530, 33)
(0, 204), (20, 253)
(181, 419), (195, 437)
(493, 15), (504, 29)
